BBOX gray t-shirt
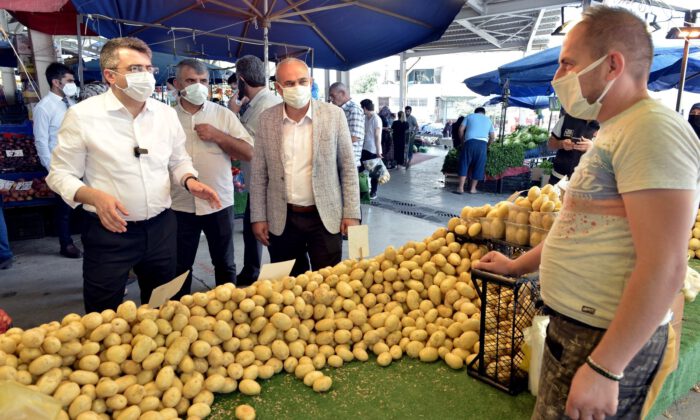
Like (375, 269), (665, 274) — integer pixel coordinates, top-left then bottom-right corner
(540, 99), (700, 328)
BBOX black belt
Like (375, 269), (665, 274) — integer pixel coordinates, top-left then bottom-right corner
(86, 208), (169, 226)
(287, 204), (317, 214)
(541, 305), (606, 331)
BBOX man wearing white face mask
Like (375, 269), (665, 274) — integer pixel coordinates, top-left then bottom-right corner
(171, 59), (253, 297)
(250, 58), (360, 276)
(47, 38), (222, 312)
(473, 6), (700, 420)
(33, 62), (82, 259)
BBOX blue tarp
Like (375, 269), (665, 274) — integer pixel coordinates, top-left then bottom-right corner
(71, 0), (463, 71)
(483, 95), (552, 110)
(465, 44), (700, 98)
(648, 52), (700, 93)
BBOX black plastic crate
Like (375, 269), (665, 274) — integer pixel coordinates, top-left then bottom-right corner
(467, 268), (540, 395)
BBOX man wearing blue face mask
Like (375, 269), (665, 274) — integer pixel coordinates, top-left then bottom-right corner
(171, 59), (253, 297)
(473, 6), (700, 419)
(33, 62), (82, 259)
(47, 38), (222, 312)
(250, 58), (360, 276)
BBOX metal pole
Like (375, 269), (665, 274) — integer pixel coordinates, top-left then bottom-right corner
(399, 52), (406, 109)
(675, 38), (689, 113)
(77, 14), (84, 86)
(263, 0), (269, 82)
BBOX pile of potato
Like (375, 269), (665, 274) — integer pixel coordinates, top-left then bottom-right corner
(0, 220), (500, 420)
(688, 209), (700, 260)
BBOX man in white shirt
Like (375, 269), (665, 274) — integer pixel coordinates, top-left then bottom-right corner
(250, 58), (360, 276)
(233, 55), (282, 285)
(171, 59), (253, 297)
(474, 7), (700, 419)
(47, 37), (221, 312)
(360, 99), (382, 199)
(33, 62), (82, 259)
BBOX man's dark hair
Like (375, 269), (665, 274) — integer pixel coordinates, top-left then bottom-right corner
(235, 55), (266, 87)
(405, 106), (412, 111)
(45, 62), (72, 86)
(474, 107), (486, 114)
(227, 73), (236, 85)
(360, 99), (374, 111)
(166, 77), (175, 85)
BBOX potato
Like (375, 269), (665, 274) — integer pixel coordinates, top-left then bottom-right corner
(205, 373), (226, 392)
(239, 379), (261, 396)
(419, 347), (439, 362)
(162, 386), (182, 408)
(115, 405), (141, 420)
(70, 370), (99, 385)
(312, 376), (332, 393)
(155, 366), (175, 391)
(235, 404), (256, 420)
(22, 328), (46, 348)
(131, 335), (154, 363)
(445, 352), (464, 369)
(95, 378), (119, 398)
(182, 375), (204, 399)
(188, 402), (212, 418)
(53, 382), (81, 407)
(377, 352), (392, 366)
(139, 395), (160, 412)
(28, 354), (61, 376)
(124, 383), (145, 405)
(68, 394), (93, 418)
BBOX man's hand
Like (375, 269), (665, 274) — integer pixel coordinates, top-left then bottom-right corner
(565, 364), (619, 420)
(573, 137), (593, 152)
(194, 124), (223, 143)
(91, 189), (129, 233)
(472, 251), (514, 275)
(186, 178), (222, 209)
(340, 218), (360, 235)
(228, 96), (249, 114)
(561, 139), (574, 151)
(252, 222), (270, 246)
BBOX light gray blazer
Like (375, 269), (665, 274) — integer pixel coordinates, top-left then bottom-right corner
(250, 100), (360, 236)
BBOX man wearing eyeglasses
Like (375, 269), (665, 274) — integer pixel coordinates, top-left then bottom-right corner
(170, 58), (253, 297)
(47, 37), (221, 312)
(250, 58), (360, 276)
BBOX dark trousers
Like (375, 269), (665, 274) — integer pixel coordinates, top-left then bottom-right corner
(268, 209), (342, 277)
(82, 209), (176, 313)
(238, 199), (262, 286)
(360, 149), (379, 195)
(55, 198), (75, 248)
(174, 206), (236, 298)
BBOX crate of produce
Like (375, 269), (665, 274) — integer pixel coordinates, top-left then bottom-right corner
(468, 268), (540, 395)
(1, 172), (55, 207)
(0, 132), (42, 173)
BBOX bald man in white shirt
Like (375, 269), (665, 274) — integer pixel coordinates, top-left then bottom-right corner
(47, 37), (221, 312)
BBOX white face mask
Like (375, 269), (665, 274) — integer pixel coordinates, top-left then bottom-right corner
(552, 55), (616, 121)
(180, 83), (209, 106)
(62, 82), (78, 97)
(166, 89), (178, 102)
(281, 85), (311, 109)
(111, 71), (156, 102)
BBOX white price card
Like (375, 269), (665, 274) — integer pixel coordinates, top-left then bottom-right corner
(148, 270), (189, 309)
(257, 259), (295, 282)
(0, 179), (15, 191)
(14, 181), (33, 191)
(5, 149), (24, 157)
(348, 224), (370, 260)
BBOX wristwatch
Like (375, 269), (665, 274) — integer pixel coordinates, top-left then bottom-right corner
(183, 175), (198, 192)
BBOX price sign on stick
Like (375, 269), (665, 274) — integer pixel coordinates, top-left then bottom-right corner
(257, 259), (295, 282)
(348, 225), (369, 260)
(5, 149), (24, 157)
(14, 181), (33, 191)
(148, 270), (189, 308)
(0, 179), (14, 191)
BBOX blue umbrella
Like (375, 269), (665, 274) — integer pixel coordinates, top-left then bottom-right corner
(648, 52), (700, 93)
(71, 0), (463, 71)
(483, 95), (552, 110)
(465, 70), (501, 97)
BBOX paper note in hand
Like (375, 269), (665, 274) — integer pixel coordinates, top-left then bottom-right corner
(348, 224), (369, 260)
(148, 270), (189, 308)
(257, 259), (295, 282)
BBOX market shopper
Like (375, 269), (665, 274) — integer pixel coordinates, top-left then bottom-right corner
(547, 110), (599, 184)
(0, 196), (11, 270)
(689, 103), (700, 139)
(360, 99), (383, 200)
(234, 55), (282, 285)
(47, 37), (221, 312)
(404, 105), (419, 167)
(171, 59), (253, 297)
(33, 63), (82, 259)
(473, 6), (700, 419)
(455, 107), (495, 194)
(250, 58), (360, 276)
(329, 82), (364, 171)
(391, 111), (409, 166)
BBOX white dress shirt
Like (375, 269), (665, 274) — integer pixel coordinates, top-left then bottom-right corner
(172, 100), (253, 216)
(46, 89), (197, 221)
(32, 92), (74, 169)
(282, 105), (314, 206)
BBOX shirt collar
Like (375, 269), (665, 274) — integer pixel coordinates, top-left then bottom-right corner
(175, 98), (210, 116)
(49, 91), (64, 102)
(104, 88), (156, 113)
(282, 101), (313, 124)
(247, 89), (271, 109)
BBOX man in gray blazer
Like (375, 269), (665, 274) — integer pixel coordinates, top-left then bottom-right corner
(250, 58), (360, 275)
